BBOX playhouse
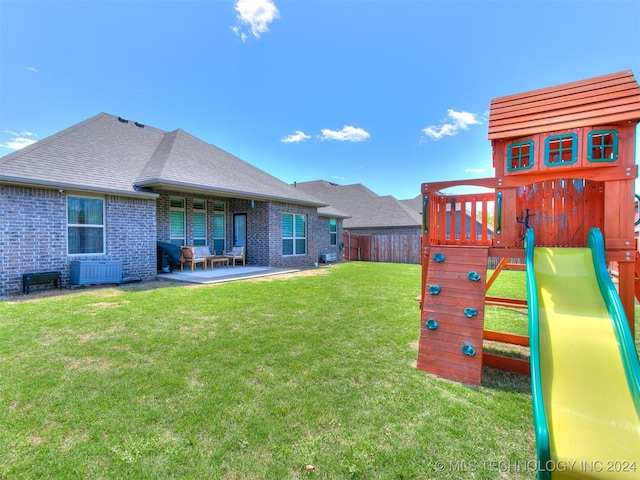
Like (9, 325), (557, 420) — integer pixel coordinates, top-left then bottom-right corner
(417, 71), (640, 385)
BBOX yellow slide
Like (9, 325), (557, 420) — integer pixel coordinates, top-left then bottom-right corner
(526, 228), (640, 479)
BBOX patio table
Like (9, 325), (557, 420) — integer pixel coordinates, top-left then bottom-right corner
(207, 256), (229, 269)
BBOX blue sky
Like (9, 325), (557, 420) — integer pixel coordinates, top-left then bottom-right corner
(1, 0), (639, 200)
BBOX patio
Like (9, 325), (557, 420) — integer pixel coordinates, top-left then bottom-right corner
(156, 265), (300, 285)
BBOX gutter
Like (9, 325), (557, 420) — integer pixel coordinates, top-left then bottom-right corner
(0, 176), (160, 199)
(136, 179), (327, 207)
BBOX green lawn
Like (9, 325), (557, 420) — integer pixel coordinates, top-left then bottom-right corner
(0, 263), (636, 479)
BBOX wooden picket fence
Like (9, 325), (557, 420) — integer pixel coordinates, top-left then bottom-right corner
(342, 233), (421, 264)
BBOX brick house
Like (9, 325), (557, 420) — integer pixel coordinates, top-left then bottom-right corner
(0, 113), (348, 296)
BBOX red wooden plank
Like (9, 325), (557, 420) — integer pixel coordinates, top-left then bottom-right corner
(491, 80), (640, 118)
(416, 359), (482, 385)
(488, 71), (640, 140)
(490, 71), (635, 108)
(417, 342), (482, 370)
(483, 330), (529, 346)
(482, 353), (529, 375)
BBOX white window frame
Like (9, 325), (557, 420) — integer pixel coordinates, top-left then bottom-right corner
(192, 199), (207, 246)
(170, 197), (186, 246)
(329, 218), (337, 246)
(67, 195), (105, 255)
(212, 201), (226, 255)
(282, 213), (307, 256)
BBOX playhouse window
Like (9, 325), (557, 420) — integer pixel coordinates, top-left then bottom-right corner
(588, 130), (618, 162)
(545, 133), (577, 166)
(507, 140), (534, 172)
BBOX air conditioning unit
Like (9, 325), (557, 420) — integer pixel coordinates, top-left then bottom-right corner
(321, 253), (338, 263)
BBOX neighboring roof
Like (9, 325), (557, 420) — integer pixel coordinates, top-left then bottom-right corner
(294, 180), (422, 229)
(0, 113), (327, 207)
(488, 70), (640, 141)
(316, 204), (351, 219)
(400, 195), (423, 215)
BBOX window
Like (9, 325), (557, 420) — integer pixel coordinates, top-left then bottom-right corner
(545, 133), (577, 166)
(329, 218), (337, 245)
(67, 196), (105, 255)
(588, 130), (618, 162)
(212, 201), (226, 255)
(282, 213), (306, 256)
(170, 197), (185, 246)
(192, 199), (207, 246)
(506, 140), (534, 172)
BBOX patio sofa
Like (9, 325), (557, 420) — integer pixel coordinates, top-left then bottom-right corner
(180, 246), (230, 271)
(180, 246), (209, 271)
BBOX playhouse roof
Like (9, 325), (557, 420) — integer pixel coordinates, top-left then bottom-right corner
(488, 70), (640, 141)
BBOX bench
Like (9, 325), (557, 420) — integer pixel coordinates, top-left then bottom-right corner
(23, 271), (62, 294)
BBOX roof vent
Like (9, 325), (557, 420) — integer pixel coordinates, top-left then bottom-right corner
(117, 117), (129, 124)
(134, 122), (145, 128)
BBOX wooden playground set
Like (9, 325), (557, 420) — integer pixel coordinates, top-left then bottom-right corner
(417, 70), (640, 385)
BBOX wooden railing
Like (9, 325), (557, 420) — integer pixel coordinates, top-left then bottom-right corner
(422, 177), (495, 247)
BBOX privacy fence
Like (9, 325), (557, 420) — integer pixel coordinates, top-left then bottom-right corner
(341, 232), (520, 268)
(342, 233), (421, 264)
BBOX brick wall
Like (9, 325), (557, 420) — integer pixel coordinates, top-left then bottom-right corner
(106, 195), (157, 279)
(155, 191), (342, 269)
(268, 202), (321, 268)
(0, 186), (157, 296)
(315, 216), (343, 262)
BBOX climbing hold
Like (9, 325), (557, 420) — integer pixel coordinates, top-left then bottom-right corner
(462, 344), (476, 357)
(429, 285), (441, 295)
(464, 307), (478, 318)
(433, 252), (445, 263)
(467, 271), (481, 282)
(425, 318), (439, 330)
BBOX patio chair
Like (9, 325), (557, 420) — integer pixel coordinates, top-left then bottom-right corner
(180, 246), (207, 272)
(224, 246), (245, 267)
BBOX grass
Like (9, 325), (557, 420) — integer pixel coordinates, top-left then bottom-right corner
(0, 262), (637, 479)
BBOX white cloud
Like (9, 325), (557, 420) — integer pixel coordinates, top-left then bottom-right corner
(232, 0), (280, 41)
(319, 125), (371, 142)
(422, 109), (481, 140)
(24, 66), (38, 73)
(1, 130), (38, 150)
(281, 130), (311, 143)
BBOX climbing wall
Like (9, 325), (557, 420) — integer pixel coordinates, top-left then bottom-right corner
(417, 246), (489, 385)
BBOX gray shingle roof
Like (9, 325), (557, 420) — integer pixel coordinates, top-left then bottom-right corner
(400, 195), (423, 215)
(0, 113), (327, 207)
(294, 180), (422, 229)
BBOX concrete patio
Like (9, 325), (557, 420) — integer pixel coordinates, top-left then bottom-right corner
(156, 265), (300, 285)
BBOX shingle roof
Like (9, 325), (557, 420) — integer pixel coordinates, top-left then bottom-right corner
(400, 195), (423, 215)
(488, 70), (640, 140)
(0, 113), (327, 207)
(294, 180), (422, 229)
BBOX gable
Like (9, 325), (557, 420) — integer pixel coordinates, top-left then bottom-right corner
(0, 113), (327, 207)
